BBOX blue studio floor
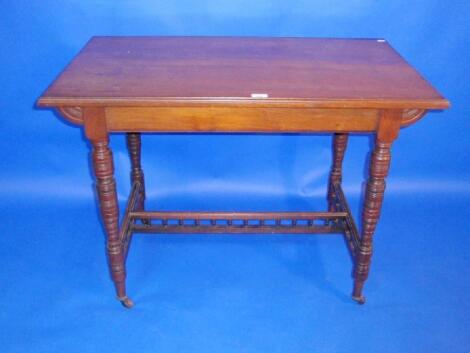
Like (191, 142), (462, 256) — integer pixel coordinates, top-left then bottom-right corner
(1, 191), (469, 353)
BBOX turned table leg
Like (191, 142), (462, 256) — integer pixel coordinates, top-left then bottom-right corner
(352, 111), (400, 304)
(84, 108), (133, 308)
(328, 133), (349, 212)
(126, 133), (146, 215)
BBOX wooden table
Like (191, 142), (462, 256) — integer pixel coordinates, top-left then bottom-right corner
(37, 36), (449, 308)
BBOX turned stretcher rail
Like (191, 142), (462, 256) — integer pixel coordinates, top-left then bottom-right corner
(132, 224), (343, 234)
(130, 210), (348, 220)
(129, 210), (347, 234)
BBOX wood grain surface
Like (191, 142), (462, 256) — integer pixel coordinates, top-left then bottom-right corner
(38, 36), (449, 109)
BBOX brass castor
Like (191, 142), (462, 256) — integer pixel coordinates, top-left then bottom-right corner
(117, 296), (134, 308)
(352, 295), (366, 305)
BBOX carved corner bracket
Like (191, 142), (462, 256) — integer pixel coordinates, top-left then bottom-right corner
(401, 109), (427, 127)
(57, 107), (84, 125)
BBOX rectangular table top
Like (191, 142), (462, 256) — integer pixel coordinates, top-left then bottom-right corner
(38, 36), (448, 109)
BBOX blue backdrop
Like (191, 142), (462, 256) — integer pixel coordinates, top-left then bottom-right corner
(1, 1), (469, 353)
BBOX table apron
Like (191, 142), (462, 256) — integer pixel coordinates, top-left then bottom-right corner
(104, 107), (380, 133)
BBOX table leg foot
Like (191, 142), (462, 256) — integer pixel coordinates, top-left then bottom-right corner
(117, 295), (134, 308)
(351, 294), (366, 305)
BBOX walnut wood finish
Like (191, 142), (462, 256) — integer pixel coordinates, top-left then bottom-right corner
(328, 133), (349, 212)
(131, 210), (346, 234)
(38, 37), (448, 109)
(84, 108), (132, 308)
(330, 182), (361, 255)
(121, 192), (352, 235)
(105, 107), (380, 133)
(126, 133), (145, 213)
(37, 37), (449, 308)
(352, 111), (401, 304)
(46, 106), (433, 130)
(120, 181), (143, 260)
